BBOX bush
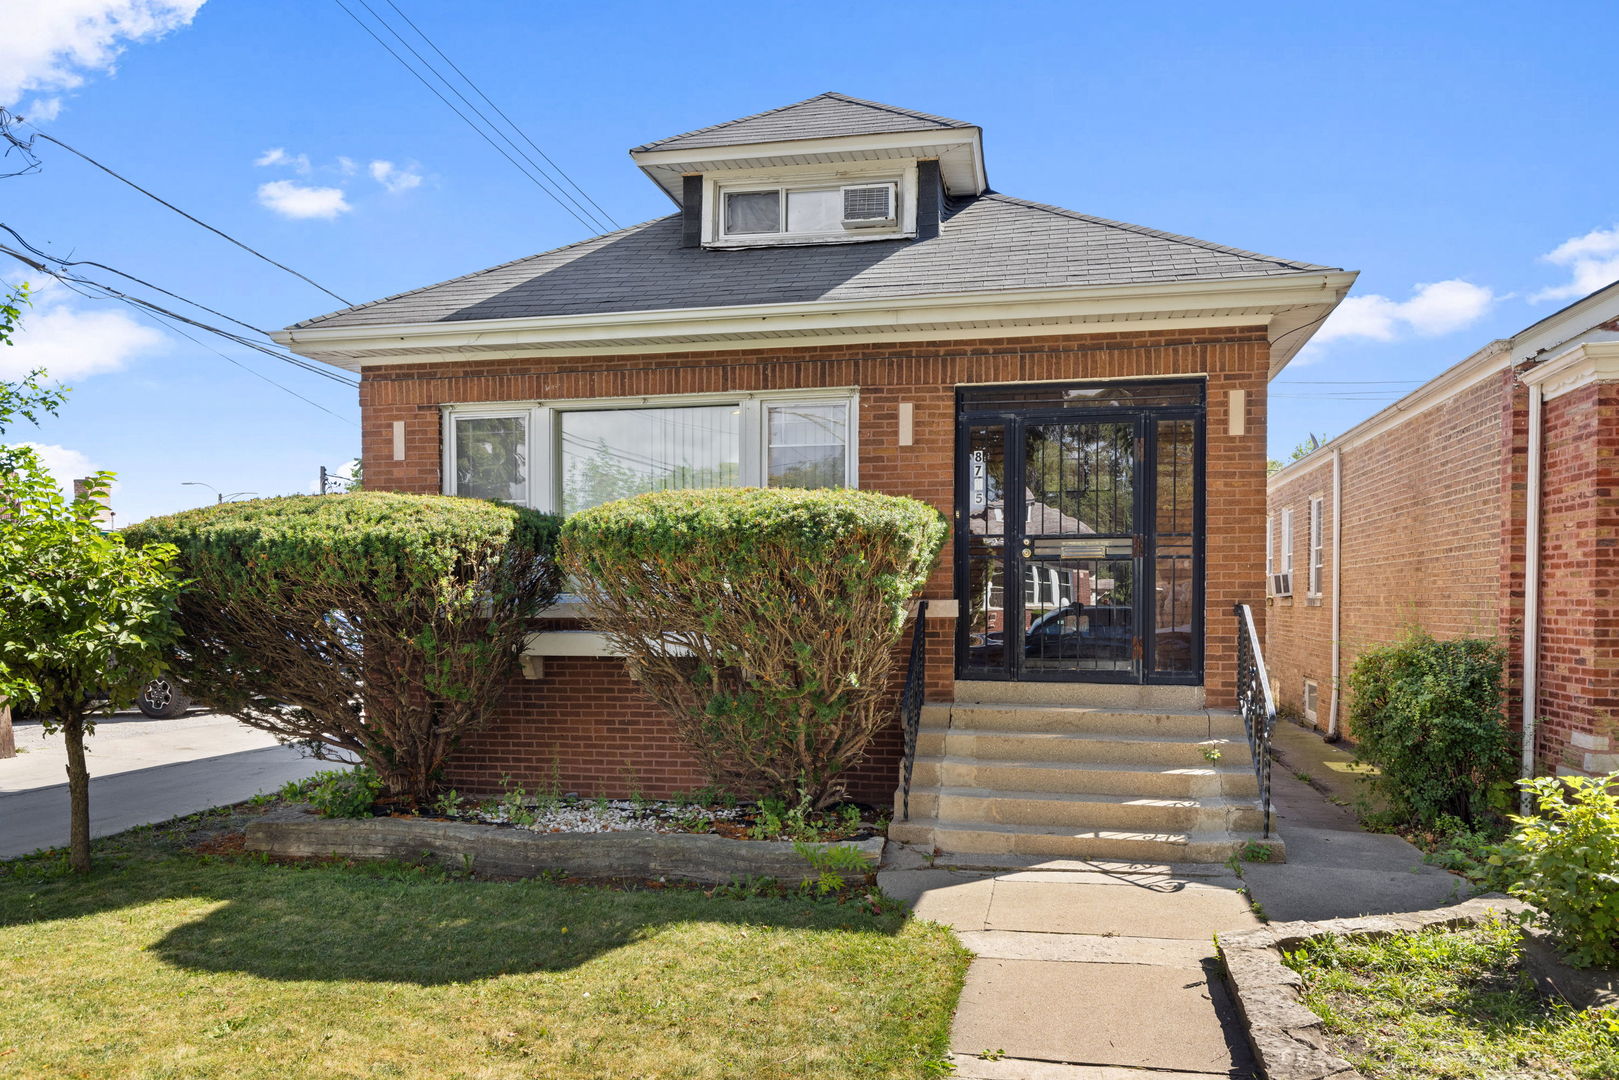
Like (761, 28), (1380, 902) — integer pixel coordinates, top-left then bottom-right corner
(125, 493), (562, 803)
(1494, 773), (1619, 968)
(562, 488), (946, 810)
(284, 766), (384, 819)
(1346, 629), (1512, 828)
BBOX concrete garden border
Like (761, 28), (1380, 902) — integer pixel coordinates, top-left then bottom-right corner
(243, 808), (884, 886)
(1216, 894), (1533, 1080)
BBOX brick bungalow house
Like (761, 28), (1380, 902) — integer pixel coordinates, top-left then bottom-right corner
(275, 92), (1353, 860)
(1266, 279), (1619, 782)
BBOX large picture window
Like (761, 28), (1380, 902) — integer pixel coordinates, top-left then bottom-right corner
(445, 391), (856, 513)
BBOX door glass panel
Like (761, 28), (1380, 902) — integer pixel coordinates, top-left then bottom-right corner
(1020, 542), (1137, 677)
(1152, 419), (1197, 676)
(962, 424), (1009, 679)
(1023, 422), (1134, 537)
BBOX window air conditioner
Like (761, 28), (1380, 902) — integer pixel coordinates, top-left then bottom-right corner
(1270, 572), (1293, 598)
(841, 183), (897, 228)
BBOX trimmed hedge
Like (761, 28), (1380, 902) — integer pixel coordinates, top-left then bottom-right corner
(125, 493), (562, 802)
(562, 487), (947, 809)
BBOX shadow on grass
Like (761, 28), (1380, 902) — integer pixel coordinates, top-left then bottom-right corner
(1, 814), (907, 987)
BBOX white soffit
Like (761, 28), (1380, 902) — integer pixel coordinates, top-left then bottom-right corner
(1520, 341), (1619, 400)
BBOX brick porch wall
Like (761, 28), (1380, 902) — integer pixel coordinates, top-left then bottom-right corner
(360, 326), (1273, 801)
(1265, 370), (1510, 740)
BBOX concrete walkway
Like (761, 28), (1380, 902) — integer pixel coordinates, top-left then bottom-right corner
(0, 712), (335, 858)
(884, 720), (1480, 1078)
(881, 847), (1263, 1078)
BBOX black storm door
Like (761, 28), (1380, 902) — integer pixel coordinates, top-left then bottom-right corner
(955, 381), (1205, 685)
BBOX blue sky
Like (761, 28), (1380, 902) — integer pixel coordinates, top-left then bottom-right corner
(3, 0), (1616, 522)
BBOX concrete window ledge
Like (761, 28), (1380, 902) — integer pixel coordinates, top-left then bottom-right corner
(244, 809), (884, 886)
(1216, 894), (1533, 1080)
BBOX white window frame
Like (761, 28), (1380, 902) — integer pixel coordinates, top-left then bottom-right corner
(703, 162), (917, 248)
(1280, 508), (1294, 579)
(1303, 679), (1319, 724)
(1307, 496), (1324, 597)
(443, 388), (859, 513)
(1265, 513), (1274, 579)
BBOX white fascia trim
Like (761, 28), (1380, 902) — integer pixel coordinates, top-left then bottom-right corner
(631, 127), (986, 194)
(1268, 337), (1512, 490)
(1519, 340), (1619, 400)
(1510, 280), (1619, 364)
(273, 271), (1355, 370)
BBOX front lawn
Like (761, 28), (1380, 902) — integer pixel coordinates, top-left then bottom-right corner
(0, 808), (968, 1080)
(1284, 919), (1619, 1080)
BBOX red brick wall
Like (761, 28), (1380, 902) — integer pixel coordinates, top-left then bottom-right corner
(1534, 382), (1619, 775)
(1266, 370), (1511, 739)
(361, 326), (1274, 800)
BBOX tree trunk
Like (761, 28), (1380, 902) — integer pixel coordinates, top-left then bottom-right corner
(0, 701), (14, 760)
(63, 712), (91, 873)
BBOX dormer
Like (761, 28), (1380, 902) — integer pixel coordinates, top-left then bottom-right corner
(628, 92), (987, 250)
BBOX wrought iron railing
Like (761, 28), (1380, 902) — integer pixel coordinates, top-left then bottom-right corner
(1233, 603), (1277, 838)
(898, 599), (929, 822)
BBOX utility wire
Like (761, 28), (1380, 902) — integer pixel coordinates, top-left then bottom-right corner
(331, 0), (608, 233)
(0, 244), (358, 389)
(0, 111), (354, 307)
(379, 0), (620, 228)
(354, 0), (612, 232)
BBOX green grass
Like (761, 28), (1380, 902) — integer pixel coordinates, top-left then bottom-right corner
(1283, 919), (1619, 1080)
(0, 807), (969, 1079)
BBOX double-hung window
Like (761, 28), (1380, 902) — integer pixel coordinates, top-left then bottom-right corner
(1280, 508), (1294, 581)
(1307, 496), (1324, 597)
(445, 390), (857, 513)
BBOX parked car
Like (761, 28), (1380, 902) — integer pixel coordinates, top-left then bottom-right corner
(135, 678), (193, 719)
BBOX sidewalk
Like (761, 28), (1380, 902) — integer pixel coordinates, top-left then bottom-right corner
(884, 721), (1478, 1078)
(0, 712), (335, 858)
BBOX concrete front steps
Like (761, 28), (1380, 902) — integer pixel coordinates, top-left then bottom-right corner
(891, 682), (1283, 863)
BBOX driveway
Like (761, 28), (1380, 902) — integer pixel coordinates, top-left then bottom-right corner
(0, 711), (336, 858)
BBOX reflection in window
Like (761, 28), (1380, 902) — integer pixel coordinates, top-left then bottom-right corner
(766, 402), (847, 489)
(560, 406), (741, 514)
(454, 415), (527, 502)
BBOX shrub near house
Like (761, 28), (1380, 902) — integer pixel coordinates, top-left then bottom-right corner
(126, 493), (562, 803)
(562, 487), (947, 810)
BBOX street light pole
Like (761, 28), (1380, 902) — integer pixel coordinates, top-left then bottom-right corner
(182, 482), (257, 504)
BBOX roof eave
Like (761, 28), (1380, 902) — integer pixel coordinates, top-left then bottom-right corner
(272, 270), (1356, 372)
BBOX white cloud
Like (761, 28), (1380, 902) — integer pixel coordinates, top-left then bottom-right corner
(254, 146), (311, 174)
(336, 155), (358, 176)
(21, 96), (63, 122)
(0, 1), (204, 109)
(369, 159), (422, 194)
(18, 442), (96, 485)
(1298, 279), (1497, 362)
(1532, 225), (1619, 303)
(0, 290), (165, 381)
(257, 179), (350, 220)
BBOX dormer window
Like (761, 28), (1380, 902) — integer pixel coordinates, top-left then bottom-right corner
(707, 169), (912, 247)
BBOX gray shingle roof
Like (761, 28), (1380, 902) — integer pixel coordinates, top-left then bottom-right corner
(630, 92), (975, 154)
(288, 193), (1337, 331)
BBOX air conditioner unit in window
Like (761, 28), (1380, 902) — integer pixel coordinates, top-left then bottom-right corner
(841, 183), (896, 228)
(1270, 572), (1293, 598)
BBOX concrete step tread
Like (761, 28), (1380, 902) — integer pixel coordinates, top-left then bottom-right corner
(915, 755), (1253, 777)
(908, 819), (1241, 846)
(936, 727), (1245, 746)
(924, 702), (1222, 720)
(932, 786), (1261, 810)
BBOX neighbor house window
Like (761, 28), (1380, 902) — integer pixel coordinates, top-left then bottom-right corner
(715, 178), (901, 243)
(1303, 679), (1319, 724)
(1308, 496), (1324, 597)
(1280, 508), (1294, 580)
(1265, 513), (1274, 580)
(445, 390), (856, 513)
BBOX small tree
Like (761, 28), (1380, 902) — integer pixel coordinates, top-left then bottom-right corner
(0, 459), (181, 872)
(562, 488), (947, 809)
(125, 493), (562, 803)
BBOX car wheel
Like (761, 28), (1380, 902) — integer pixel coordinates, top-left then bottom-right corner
(137, 678), (192, 719)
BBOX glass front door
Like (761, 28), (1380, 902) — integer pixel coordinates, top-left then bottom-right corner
(956, 381), (1204, 684)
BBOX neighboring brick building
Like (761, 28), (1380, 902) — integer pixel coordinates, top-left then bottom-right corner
(276, 92), (1351, 829)
(1266, 281), (1619, 779)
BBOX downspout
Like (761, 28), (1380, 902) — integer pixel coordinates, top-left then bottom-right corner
(1521, 382), (1544, 812)
(1326, 447), (1343, 741)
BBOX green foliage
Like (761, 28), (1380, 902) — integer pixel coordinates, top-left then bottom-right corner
(279, 766), (382, 819)
(793, 840), (873, 897)
(1346, 629), (1512, 827)
(562, 487), (947, 809)
(1494, 773), (1619, 968)
(124, 493), (562, 803)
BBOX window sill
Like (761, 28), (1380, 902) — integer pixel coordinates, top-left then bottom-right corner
(1305, 595), (1323, 608)
(705, 230), (913, 250)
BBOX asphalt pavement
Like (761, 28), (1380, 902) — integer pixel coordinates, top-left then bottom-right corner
(0, 711), (335, 858)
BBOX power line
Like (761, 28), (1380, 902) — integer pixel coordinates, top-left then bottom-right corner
(331, 0), (610, 234)
(379, 0), (620, 229)
(0, 243), (358, 389)
(0, 109), (354, 306)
